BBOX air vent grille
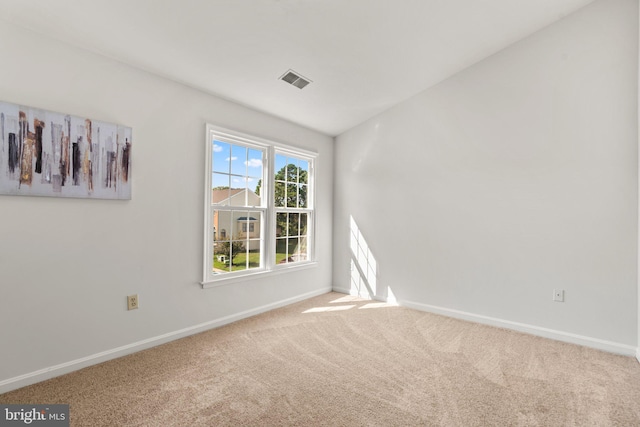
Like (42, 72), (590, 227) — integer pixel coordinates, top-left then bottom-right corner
(279, 69), (311, 89)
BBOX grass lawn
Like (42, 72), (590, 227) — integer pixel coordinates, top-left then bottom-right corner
(214, 251), (260, 272)
(275, 239), (296, 264)
(213, 242), (297, 272)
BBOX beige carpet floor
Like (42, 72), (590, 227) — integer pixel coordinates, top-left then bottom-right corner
(1, 292), (640, 426)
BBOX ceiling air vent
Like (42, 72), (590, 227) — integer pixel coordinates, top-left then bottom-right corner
(279, 69), (311, 89)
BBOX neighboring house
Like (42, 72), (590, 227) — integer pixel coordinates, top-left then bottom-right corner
(212, 188), (261, 251)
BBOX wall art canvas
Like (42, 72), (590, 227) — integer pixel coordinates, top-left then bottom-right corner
(0, 101), (132, 200)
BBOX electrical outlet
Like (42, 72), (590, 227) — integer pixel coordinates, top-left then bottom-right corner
(553, 289), (564, 302)
(127, 294), (139, 310)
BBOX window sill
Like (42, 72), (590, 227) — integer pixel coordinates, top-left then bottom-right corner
(200, 261), (318, 289)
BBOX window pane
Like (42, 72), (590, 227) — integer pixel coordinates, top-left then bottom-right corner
(245, 178), (261, 207)
(276, 238), (287, 264)
(235, 211), (261, 239)
(231, 145), (247, 176)
(278, 237), (300, 264)
(276, 213), (287, 237)
(236, 211), (249, 239)
(286, 183), (298, 208)
(212, 174), (230, 204)
(246, 242), (261, 271)
(289, 213), (300, 236)
(247, 149), (263, 199)
(225, 179), (260, 207)
(299, 160), (309, 184)
(298, 184), (308, 208)
(248, 177), (262, 201)
(238, 211), (262, 272)
(227, 187), (247, 207)
(247, 149), (263, 177)
(226, 182), (260, 206)
(212, 142), (265, 209)
(300, 213), (308, 236)
(286, 159), (298, 182)
(214, 210), (231, 243)
(212, 141), (231, 173)
(229, 238), (247, 271)
(288, 237), (300, 262)
(213, 209), (263, 274)
(251, 213), (261, 239)
(297, 236), (308, 261)
(213, 209), (232, 273)
(275, 154), (287, 175)
(251, 182), (262, 207)
(274, 181), (286, 207)
(213, 243), (232, 273)
(212, 173), (230, 189)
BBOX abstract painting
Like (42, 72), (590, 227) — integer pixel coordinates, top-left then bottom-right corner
(0, 101), (132, 200)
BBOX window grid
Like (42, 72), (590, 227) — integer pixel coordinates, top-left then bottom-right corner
(203, 124), (316, 285)
(210, 136), (266, 277)
(212, 208), (264, 274)
(274, 153), (313, 266)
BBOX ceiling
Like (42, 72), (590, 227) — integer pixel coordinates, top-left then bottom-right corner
(0, 0), (596, 136)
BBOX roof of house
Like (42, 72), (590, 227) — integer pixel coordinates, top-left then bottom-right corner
(211, 188), (246, 204)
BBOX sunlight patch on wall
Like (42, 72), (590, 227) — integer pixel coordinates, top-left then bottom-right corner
(386, 287), (397, 304)
(350, 215), (377, 299)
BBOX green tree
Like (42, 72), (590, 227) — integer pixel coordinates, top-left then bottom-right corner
(254, 164), (308, 239)
(254, 164), (307, 206)
(274, 164), (307, 207)
(275, 164), (306, 237)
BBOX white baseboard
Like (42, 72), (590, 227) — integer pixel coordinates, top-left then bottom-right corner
(397, 299), (636, 357)
(331, 287), (636, 357)
(0, 287), (331, 394)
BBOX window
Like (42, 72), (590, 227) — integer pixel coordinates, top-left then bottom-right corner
(203, 124), (316, 285)
(274, 153), (311, 264)
(210, 138), (265, 275)
(241, 222), (255, 233)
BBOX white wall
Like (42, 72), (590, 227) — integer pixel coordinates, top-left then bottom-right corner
(0, 22), (333, 391)
(334, 0), (638, 353)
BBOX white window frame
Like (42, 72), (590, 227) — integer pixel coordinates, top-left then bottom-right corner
(272, 148), (315, 269)
(202, 124), (317, 288)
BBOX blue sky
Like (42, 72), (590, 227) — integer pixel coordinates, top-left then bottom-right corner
(212, 140), (262, 191)
(212, 140), (309, 192)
